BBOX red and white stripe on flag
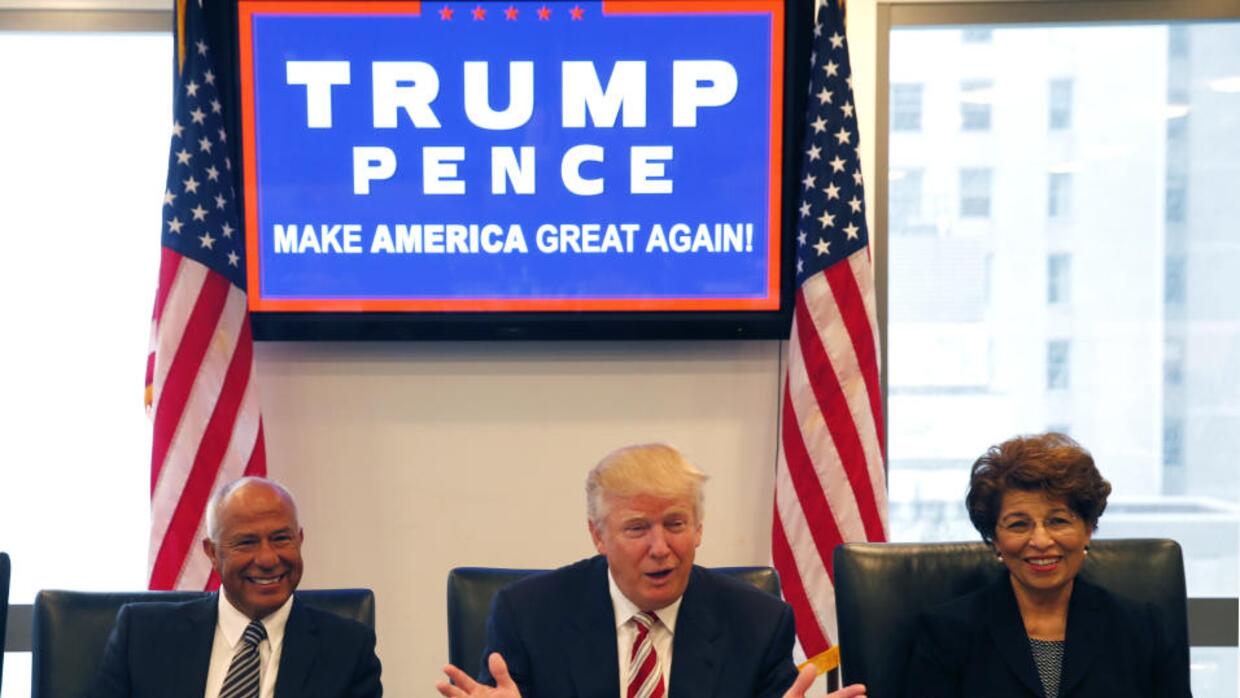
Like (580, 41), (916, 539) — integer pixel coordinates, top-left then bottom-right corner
(146, 251), (266, 591)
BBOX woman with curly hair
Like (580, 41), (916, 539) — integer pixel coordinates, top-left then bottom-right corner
(902, 433), (1191, 697)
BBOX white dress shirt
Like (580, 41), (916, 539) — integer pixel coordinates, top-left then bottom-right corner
(608, 570), (683, 697)
(203, 593), (294, 698)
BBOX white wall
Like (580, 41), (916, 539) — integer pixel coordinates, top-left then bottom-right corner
(246, 5), (883, 694)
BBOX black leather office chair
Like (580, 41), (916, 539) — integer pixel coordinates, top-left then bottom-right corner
(31, 587), (374, 698)
(833, 538), (1188, 698)
(0, 551), (10, 689)
(446, 565), (780, 676)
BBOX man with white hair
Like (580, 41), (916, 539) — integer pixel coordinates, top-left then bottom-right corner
(437, 444), (865, 698)
(92, 477), (382, 697)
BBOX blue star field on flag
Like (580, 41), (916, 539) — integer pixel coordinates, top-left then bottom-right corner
(795, 0), (869, 286)
(162, 2), (247, 290)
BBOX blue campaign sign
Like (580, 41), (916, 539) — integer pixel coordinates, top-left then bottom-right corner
(238, 0), (784, 311)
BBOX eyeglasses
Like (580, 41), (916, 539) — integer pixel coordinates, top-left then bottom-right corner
(995, 513), (1082, 538)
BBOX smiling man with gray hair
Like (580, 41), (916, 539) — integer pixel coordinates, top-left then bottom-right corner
(91, 476), (382, 698)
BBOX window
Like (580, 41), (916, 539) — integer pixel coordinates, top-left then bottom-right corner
(890, 168), (924, 233)
(1048, 172), (1072, 218)
(1048, 253), (1071, 304)
(0, 29), (170, 698)
(1049, 78), (1073, 130)
(1164, 419), (1184, 468)
(959, 168), (991, 217)
(960, 79), (992, 131)
(1165, 336), (1185, 385)
(891, 83), (923, 131)
(1166, 179), (1188, 223)
(1047, 340), (1070, 389)
(1166, 256), (1187, 304)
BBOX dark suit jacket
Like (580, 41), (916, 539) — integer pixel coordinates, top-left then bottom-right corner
(903, 575), (1191, 698)
(90, 594), (382, 698)
(478, 555), (799, 698)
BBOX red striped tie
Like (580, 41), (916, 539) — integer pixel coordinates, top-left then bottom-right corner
(627, 611), (666, 698)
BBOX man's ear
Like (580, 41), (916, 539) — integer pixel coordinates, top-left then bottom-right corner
(201, 537), (219, 572)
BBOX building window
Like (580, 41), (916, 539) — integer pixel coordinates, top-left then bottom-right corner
(962, 28), (993, 43)
(1163, 419), (1184, 468)
(960, 79), (993, 131)
(891, 83), (923, 132)
(1165, 336), (1185, 386)
(959, 168), (991, 217)
(1166, 179), (1187, 223)
(1047, 340), (1070, 389)
(1165, 256), (1187, 304)
(1048, 253), (1071, 304)
(1049, 78), (1073, 130)
(890, 168), (924, 233)
(1048, 172), (1072, 219)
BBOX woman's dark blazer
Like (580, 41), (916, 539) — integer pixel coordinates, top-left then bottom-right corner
(902, 574), (1191, 698)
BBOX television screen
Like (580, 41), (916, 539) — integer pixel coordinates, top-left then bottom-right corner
(235, 0), (811, 338)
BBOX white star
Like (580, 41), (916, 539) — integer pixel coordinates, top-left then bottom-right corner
(841, 101), (855, 119)
(191, 204), (208, 221)
(183, 175), (200, 194)
(847, 76), (854, 89)
(198, 136), (213, 153)
(190, 107), (206, 125)
(814, 238), (831, 256)
(210, 99), (222, 114)
(802, 173), (817, 190)
(176, 148), (192, 165)
(824, 182), (841, 200)
(807, 144), (822, 161)
(848, 196), (863, 213)
(799, 201), (812, 218)
(813, 23), (822, 37)
(163, 189), (176, 206)
(844, 222), (861, 240)
(798, 230), (808, 245)
(824, 60), (839, 77)
(797, 258), (804, 274)
(817, 87), (834, 105)
(818, 210), (836, 229)
(835, 127), (852, 145)
(215, 194), (227, 210)
(204, 69), (216, 85)
(829, 156), (847, 173)
(829, 32), (844, 49)
(167, 216), (184, 234)
(198, 231), (216, 249)
(853, 169), (864, 185)
(196, 39), (208, 55)
(809, 51), (817, 68)
(221, 222), (235, 238)
(227, 251), (240, 267)
(225, 157), (231, 171)
(205, 165), (220, 182)
(811, 116), (827, 134)
(185, 80), (199, 97)
(217, 127), (228, 143)
(172, 120), (184, 138)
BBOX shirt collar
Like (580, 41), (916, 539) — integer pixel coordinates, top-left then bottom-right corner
(217, 591), (295, 652)
(607, 568), (683, 635)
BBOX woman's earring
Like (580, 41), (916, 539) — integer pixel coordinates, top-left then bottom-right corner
(1084, 545), (1090, 555)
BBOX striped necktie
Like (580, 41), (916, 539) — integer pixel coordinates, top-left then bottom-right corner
(627, 611), (666, 698)
(219, 619), (267, 698)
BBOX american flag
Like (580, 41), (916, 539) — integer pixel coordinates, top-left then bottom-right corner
(771, 0), (887, 668)
(145, 0), (266, 591)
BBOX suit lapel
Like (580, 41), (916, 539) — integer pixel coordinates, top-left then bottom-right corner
(1057, 580), (1105, 697)
(667, 568), (723, 698)
(275, 598), (317, 698)
(983, 577), (1046, 697)
(168, 597), (218, 698)
(565, 559), (621, 697)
